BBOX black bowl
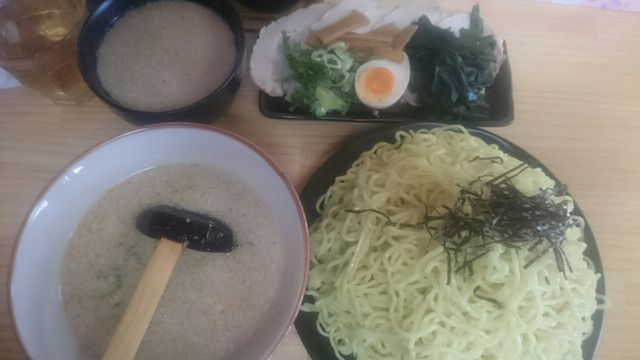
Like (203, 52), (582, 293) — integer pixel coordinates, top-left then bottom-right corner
(77, 0), (245, 125)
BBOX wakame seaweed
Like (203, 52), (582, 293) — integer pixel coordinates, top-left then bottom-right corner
(405, 4), (499, 120)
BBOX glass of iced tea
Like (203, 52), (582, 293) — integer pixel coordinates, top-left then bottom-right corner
(0, 0), (93, 105)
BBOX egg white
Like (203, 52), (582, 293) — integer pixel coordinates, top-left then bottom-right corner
(355, 53), (410, 109)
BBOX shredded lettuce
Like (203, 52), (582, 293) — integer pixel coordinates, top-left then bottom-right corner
(282, 34), (358, 117)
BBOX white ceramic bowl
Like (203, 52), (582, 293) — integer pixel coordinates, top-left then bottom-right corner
(9, 124), (308, 359)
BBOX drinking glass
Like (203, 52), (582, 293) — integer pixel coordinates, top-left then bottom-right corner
(0, 0), (93, 105)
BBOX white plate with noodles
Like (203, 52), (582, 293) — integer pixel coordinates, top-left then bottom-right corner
(295, 123), (606, 360)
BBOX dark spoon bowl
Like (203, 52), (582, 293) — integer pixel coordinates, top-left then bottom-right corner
(77, 0), (245, 125)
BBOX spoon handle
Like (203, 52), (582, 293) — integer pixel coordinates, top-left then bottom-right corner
(103, 238), (183, 360)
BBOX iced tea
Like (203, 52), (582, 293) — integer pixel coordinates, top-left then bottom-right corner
(0, 0), (92, 105)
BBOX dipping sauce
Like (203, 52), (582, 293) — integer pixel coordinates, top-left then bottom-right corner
(96, 1), (236, 112)
(61, 164), (285, 359)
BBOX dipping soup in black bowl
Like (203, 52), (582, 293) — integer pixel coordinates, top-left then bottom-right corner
(78, 0), (244, 125)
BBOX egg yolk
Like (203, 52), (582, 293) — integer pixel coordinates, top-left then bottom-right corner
(359, 67), (395, 99)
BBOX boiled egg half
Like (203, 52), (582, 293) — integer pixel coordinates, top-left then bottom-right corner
(355, 52), (410, 109)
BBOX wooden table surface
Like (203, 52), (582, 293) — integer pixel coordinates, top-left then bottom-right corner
(1, 0), (639, 359)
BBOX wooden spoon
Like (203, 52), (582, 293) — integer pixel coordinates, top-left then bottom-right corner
(102, 205), (235, 360)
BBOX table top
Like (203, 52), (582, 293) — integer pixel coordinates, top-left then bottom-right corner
(1, 1), (639, 359)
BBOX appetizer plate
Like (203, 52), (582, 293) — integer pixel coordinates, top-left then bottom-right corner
(295, 123), (605, 360)
(259, 55), (513, 126)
